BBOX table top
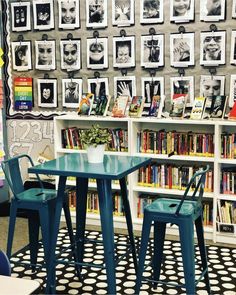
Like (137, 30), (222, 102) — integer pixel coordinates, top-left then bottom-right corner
(0, 275), (40, 295)
(29, 154), (152, 180)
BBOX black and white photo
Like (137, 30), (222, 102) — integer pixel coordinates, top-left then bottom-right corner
(87, 77), (109, 97)
(200, 0), (225, 22)
(58, 0), (80, 29)
(62, 78), (82, 108)
(170, 76), (194, 106)
(230, 31), (236, 65)
(200, 31), (225, 66)
(170, 32), (194, 67)
(141, 77), (164, 103)
(86, 0), (107, 28)
(87, 37), (108, 69)
(233, 0), (236, 18)
(33, 0), (54, 30)
(38, 78), (57, 107)
(170, 0), (194, 23)
(60, 40), (81, 71)
(35, 40), (56, 70)
(140, 0), (163, 24)
(11, 2), (31, 32)
(229, 75), (236, 107)
(114, 76), (136, 98)
(11, 41), (32, 71)
(141, 34), (164, 68)
(113, 36), (135, 68)
(112, 0), (134, 26)
(200, 75), (225, 97)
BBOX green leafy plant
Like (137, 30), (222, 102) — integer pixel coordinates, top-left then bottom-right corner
(80, 124), (111, 148)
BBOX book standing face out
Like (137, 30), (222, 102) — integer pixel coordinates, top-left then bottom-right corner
(90, 95), (110, 116)
(228, 101), (236, 120)
(111, 95), (129, 117)
(209, 95), (228, 119)
(77, 93), (94, 115)
(169, 94), (186, 118)
(190, 96), (206, 120)
(129, 96), (145, 118)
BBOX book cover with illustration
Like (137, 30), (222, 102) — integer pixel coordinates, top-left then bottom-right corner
(190, 96), (206, 120)
(169, 94), (186, 118)
(90, 95), (110, 116)
(228, 100), (236, 120)
(129, 96), (145, 117)
(209, 95), (228, 119)
(111, 95), (129, 117)
(202, 96), (212, 120)
(77, 93), (94, 115)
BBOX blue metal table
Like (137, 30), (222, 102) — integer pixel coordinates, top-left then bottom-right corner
(29, 153), (151, 294)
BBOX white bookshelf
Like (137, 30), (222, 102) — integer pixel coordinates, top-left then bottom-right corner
(54, 115), (236, 244)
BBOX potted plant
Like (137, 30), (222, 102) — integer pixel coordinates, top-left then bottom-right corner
(80, 124), (111, 163)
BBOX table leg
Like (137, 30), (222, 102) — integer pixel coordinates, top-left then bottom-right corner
(119, 177), (138, 272)
(45, 176), (67, 294)
(96, 179), (116, 295)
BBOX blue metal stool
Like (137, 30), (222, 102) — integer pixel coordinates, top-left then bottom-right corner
(0, 250), (11, 276)
(135, 166), (211, 295)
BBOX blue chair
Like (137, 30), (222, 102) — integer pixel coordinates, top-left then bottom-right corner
(135, 166), (211, 295)
(0, 250), (11, 276)
(1, 154), (75, 271)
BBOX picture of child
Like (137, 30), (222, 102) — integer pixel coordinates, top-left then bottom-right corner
(60, 40), (81, 71)
(61, 0), (76, 24)
(35, 40), (56, 70)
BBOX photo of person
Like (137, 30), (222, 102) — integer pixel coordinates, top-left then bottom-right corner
(114, 76), (136, 98)
(35, 40), (56, 70)
(200, 31), (225, 66)
(140, 0), (163, 24)
(170, 76), (194, 106)
(141, 34), (164, 68)
(88, 78), (109, 97)
(200, 75), (225, 97)
(170, 0), (194, 22)
(233, 0), (236, 18)
(11, 41), (32, 71)
(60, 40), (81, 71)
(86, 0), (107, 28)
(200, 0), (225, 21)
(170, 33), (194, 67)
(141, 77), (164, 103)
(87, 37), (108, 69)
(113, 36), (135, 68)
(62, 78), (82, 108)
(112, 0), (134, 26)
(229, 75), (236, 107)
(33, 0), (54, 30)
(58, 0), (80, 29)
(230, 30), (236, 65)
(11, 2), (31, 32)
(38, 79), (57, 107)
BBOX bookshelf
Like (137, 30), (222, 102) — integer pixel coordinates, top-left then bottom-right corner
(54, 114), (236, 244)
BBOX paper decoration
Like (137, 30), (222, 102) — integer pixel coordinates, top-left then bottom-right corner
(14, 77), (33, 111)
(0, 48), (4, 67)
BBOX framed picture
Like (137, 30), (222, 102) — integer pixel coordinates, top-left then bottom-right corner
(200, 31), (226, 66)
(233, 0), (236, 18)
(200, 0), (225, 22)
(37, 78), (57, 108)
(229, 75), (236, 107)
(35, 40), (56, 70)
(11, 41), (32, 71)
(33, 0), (54, 30)
(11, 1), (31, 32)
(170, 0), (194, 23)
(112, 0), (134, 26)
(58, 0), (80, 29)
(60, 39), (81, 71)
(113, 36), (135, 68)
(200, 75), (225, 97)
(62, 78), (82, 108)
(114, 76), (136, 98)
(170, 32), (195, 67)
(87, 37), (108, 69)
(140, 0), (164, 24)
(230, 31), (236, 65)
(170, 76), (194, 106)
(86, 0), (107, 28)
(87, 77), (109, 97)
(141, 34), (164, 68)
(141, 77), (164, 103)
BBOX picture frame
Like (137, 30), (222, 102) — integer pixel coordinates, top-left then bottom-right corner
(114, 76), (136, 98)
(35, 40), (56, 71)
(141, 34), (164, 68)
(113, 36), (135, 68)
(11, 41), (32, 71)
(200, 75), (225, 97)
(170, 32), (195, 67)
(37, 78), (57, 108)
(112, 0), (134, 27)
(58, 0), (80, 29)
(60, 39), (81, 71)
(140, 0), (164, 24)
(62, 78), (82, 108)
(86, 0), (107, 28)
(87, 77), (109, 97)
(200, 0), (225, 22)
(11, 1), (31, 32)
(233, 0), (236, 18)
(141, 77), (164, 103)
(230, 30), (236, 65)
(170, 76), (194, 106)
(87, 37), (108, 69)
(200, 31), (226, 66)
(229, 75), (236, 107)
(170, 0), (194, 23)
(33, 0), (54, 30)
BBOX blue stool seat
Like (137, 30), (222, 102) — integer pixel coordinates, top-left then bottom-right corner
(135, 166), (211, 295)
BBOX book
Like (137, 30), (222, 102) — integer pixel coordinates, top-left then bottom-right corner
(90, 95), (110, 116)
(202, 96), (212, 120)
(209, 95), (228, 119)
(128, 96), (145, 118)
(228, 101), (236, 120)
(190, 96), (206, 120)
(77, 93), (94, 115)
(169, 94), (186, 118)
(148, 95), (162, 118)
(111, 95), (129, 117)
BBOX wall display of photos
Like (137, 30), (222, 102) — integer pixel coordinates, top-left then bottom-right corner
(1, 0), (236, 120)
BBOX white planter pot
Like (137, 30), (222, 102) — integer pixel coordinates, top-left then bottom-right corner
(87, 144), (105, 163)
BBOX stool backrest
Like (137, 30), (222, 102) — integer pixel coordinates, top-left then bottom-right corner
(175, 165), (209, 216)
(1, 154), (43, 198)
(0, 250), (11, 276)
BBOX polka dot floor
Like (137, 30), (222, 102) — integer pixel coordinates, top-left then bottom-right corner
(10, 229), (236, 295)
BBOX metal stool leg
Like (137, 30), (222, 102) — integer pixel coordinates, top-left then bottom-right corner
(7, 201), (18, 259)
(28, 213), (40, 270)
